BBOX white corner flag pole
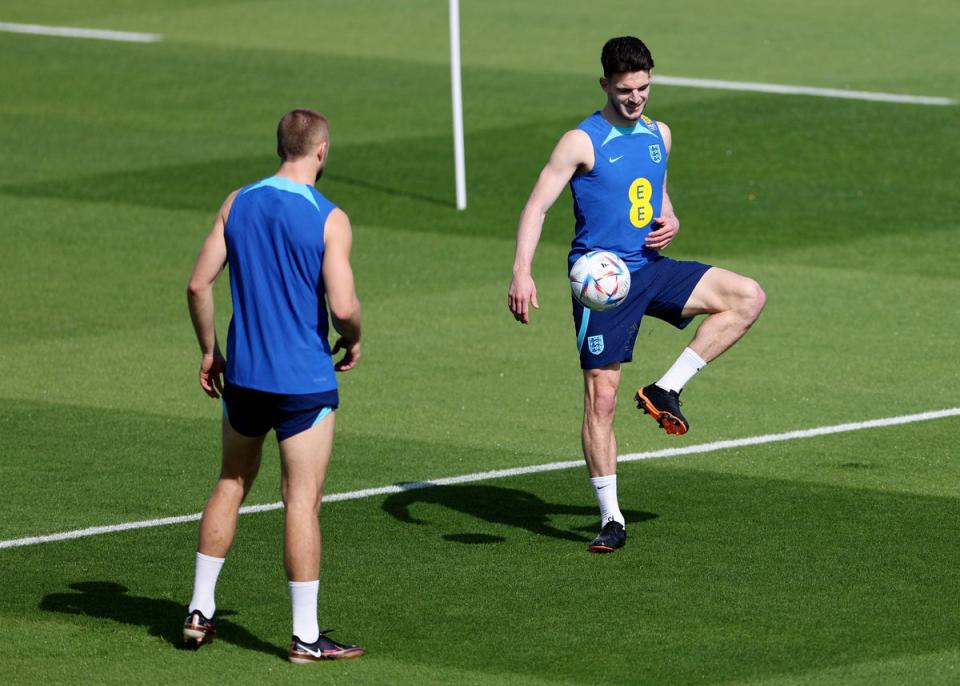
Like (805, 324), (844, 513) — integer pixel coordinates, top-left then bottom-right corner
(449, 0), (467, 210)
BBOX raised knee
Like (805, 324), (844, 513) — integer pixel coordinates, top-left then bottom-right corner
(739, 278), (766, 322)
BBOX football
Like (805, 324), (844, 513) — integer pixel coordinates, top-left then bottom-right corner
(569, 250), (631, 310)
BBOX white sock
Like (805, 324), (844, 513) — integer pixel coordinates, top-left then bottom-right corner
(289, 579), (320, 643)
(591, 475), (625, 527)
(656, 347), (707, 393)
(188, 552), (225, 618)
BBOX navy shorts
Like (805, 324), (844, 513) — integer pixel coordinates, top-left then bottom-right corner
(573, 256), (711, 369)
(222, 383), (339, 442)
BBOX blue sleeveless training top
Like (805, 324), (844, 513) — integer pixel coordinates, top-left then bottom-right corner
(224, 176), (338, 394)
(568, 111), (668, 271)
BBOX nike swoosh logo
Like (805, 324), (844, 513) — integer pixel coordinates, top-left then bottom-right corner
(608, 155), (624, 163)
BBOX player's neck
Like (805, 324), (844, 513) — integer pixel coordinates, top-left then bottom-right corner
(600, 104), (641, 129)
(274, 161), (320, 186)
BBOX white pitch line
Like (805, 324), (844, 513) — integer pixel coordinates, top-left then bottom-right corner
(0, 23), (950, 106)
(654, 75), (957, 106)
(0, 21), (161, 43)
(1, 407), (958, 551)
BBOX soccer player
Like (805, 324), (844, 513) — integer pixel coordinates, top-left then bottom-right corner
(507, 37), (765, 554)
(183, 109), (365, 661)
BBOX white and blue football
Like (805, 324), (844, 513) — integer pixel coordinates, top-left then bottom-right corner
(569, 250), (631, 311)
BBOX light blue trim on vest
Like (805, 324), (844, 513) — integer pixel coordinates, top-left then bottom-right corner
(576, 308), (592, 351)
(311, 406), (334, 427)
(241, 176), (320, 212)
(601, 121), (658, 147)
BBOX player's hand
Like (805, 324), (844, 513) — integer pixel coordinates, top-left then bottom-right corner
(646, 215), (680, 251)
(199, 351), (225, 399)
(508, 273), (539, 324)
(332, 337), (361, 371)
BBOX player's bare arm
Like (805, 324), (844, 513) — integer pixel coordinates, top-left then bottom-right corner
(509, 129), (594, 324)
(187, 191), (237, 398)
(322, 208), (362, 371)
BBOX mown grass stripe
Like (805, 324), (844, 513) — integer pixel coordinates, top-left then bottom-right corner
(0, 24), (949, 106)
(1, 407), (957, 551)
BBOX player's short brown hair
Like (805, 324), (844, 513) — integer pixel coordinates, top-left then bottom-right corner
(276, 109), (329, 161)
(601, 36), (654, 77)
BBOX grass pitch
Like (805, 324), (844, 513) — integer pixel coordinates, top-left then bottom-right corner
(1, 1), (958, 684)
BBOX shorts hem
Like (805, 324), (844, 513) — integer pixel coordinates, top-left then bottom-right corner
(580, 357), (631, 370)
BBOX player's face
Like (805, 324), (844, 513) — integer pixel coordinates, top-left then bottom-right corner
(601, 71), (651, 121)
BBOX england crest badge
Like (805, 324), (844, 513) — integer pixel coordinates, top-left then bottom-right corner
(587, 335), (605, 355)
(649, 144), (662, 163)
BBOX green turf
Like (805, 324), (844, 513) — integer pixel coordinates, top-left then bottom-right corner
(1, 1), (958, 683)
(2, 458), (958, 684)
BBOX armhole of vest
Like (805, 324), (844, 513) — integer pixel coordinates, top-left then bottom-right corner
(579, 124), (599, 177)
(653, 120), (670, 164)
(320, 204), (336, 245)
(223, 189), (241, 236)
(653, 119), (666, 144)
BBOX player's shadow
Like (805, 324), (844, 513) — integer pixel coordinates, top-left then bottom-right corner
(382, 484), (656, 543)
(39, 581), (285, 659)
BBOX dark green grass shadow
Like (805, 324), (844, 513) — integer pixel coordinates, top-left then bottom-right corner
(4, 92), (957, 261)
(2, 28), (957, 264)
(382, 483), (656, 544)
(4, 462), (959, 684)
(0, 150), (458, 214)
(0, 400), (221, 539)
(38, 581), (286, 660)
(363, 467), (960, 684)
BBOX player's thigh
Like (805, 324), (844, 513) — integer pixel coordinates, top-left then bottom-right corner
(220, 415), (266, 482)
(681, 267), (757, 317)
(278, 410), (336, 500)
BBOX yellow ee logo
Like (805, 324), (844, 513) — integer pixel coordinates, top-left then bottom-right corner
(628, 177), (653, 228)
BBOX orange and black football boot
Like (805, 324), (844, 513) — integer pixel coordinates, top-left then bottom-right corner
(635, 383), (689, 435)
